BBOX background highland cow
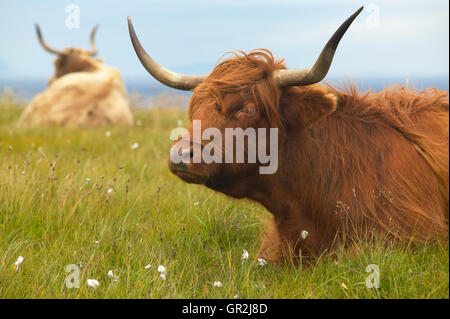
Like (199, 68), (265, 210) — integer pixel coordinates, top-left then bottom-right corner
(18, 25), (133, 127)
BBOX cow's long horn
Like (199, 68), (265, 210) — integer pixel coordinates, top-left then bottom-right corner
(127, 17), (207, 91)
(35, 24), (66, 56)
(88, 25), (99, 56)
(273, 6), (363, 87)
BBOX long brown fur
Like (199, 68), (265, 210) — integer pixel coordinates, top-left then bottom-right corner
(170, 49), (449, 263)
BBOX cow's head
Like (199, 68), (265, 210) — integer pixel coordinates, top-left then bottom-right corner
(128, 7), (362, 192)
(35, 24), (101, 84)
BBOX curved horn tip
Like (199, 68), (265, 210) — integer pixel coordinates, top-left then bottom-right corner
(34, 23), (66, 55)
(91, 24), (100, 35)
(127, 17), (135, 35)
(34, 23), (42, 36)
(89, 25), (99, 56)
(127, 17), (134, 30)
(350, 6), (364, 20)
(274, 6), (364, 87)
(348, 6), (364, 22)
(127, 17), (206, 90)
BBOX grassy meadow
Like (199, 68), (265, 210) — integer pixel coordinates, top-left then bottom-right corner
(0, 94), (448, 299)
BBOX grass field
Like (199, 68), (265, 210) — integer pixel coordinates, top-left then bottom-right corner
(0, 96), (448, 299)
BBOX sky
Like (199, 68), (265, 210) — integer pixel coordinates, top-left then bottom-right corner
(0, 0), (448, 88)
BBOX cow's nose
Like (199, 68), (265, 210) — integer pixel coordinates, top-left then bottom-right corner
(180, 147), (194, 160)
(169, 139), (201, 171)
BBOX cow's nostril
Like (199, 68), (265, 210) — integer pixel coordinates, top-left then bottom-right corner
(173, 140), (202, 163)
(190, 141), (203, 158)
(180, 147), (193, 162)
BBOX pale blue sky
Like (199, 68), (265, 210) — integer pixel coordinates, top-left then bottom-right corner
(0, 0), (448, 86)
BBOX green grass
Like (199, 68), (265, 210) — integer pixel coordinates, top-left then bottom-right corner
(0, 97), (448, 299)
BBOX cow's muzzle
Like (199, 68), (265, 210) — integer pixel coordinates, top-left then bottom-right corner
(169, 138), (202, 173)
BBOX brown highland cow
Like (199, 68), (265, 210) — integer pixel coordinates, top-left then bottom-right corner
(19, 25), (133, 128)
(129, 7), (448, 263)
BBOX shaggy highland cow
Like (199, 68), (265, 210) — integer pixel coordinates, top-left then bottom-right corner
(129, 7), (449, 263)
(19, 25), (133, 128)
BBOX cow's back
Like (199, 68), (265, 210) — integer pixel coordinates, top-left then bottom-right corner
(19, 66), (134, 128)
(374, 86), (449, 220)
(308, 85), (449, 244)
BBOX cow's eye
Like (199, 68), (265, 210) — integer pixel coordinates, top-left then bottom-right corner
(237, 107), (256, 117)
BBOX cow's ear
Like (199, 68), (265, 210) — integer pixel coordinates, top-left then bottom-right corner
(300, 92), (337, 127)
(280, 86), (338, 129)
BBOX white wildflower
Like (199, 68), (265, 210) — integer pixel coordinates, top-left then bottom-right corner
(193, 202), (199, 206)
(144, 264), (151, 269)
(107, 270), (118, 283)
(233, 294), (240, 299)
(213, 281), (222, 287)
(177, 120), (183, 126)
(94, 240), (100, 245)
(21, 170), (26, 175)
(160, 273), (166, 280)
(241, 249), (249, 263)
(105, 131), (111, 137)
(301, 230), (309, 240)
(13, 256), (24, 273)
(107, 188), (113, 194)
(158, 265), (166, 274)
(86, 178), (91, 183)
(257, 258), (267, 266)
(131, 142), (139, 150)
(87, 279), (100, 290)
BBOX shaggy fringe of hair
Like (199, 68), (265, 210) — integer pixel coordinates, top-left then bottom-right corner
(193, 49), (286, 128)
